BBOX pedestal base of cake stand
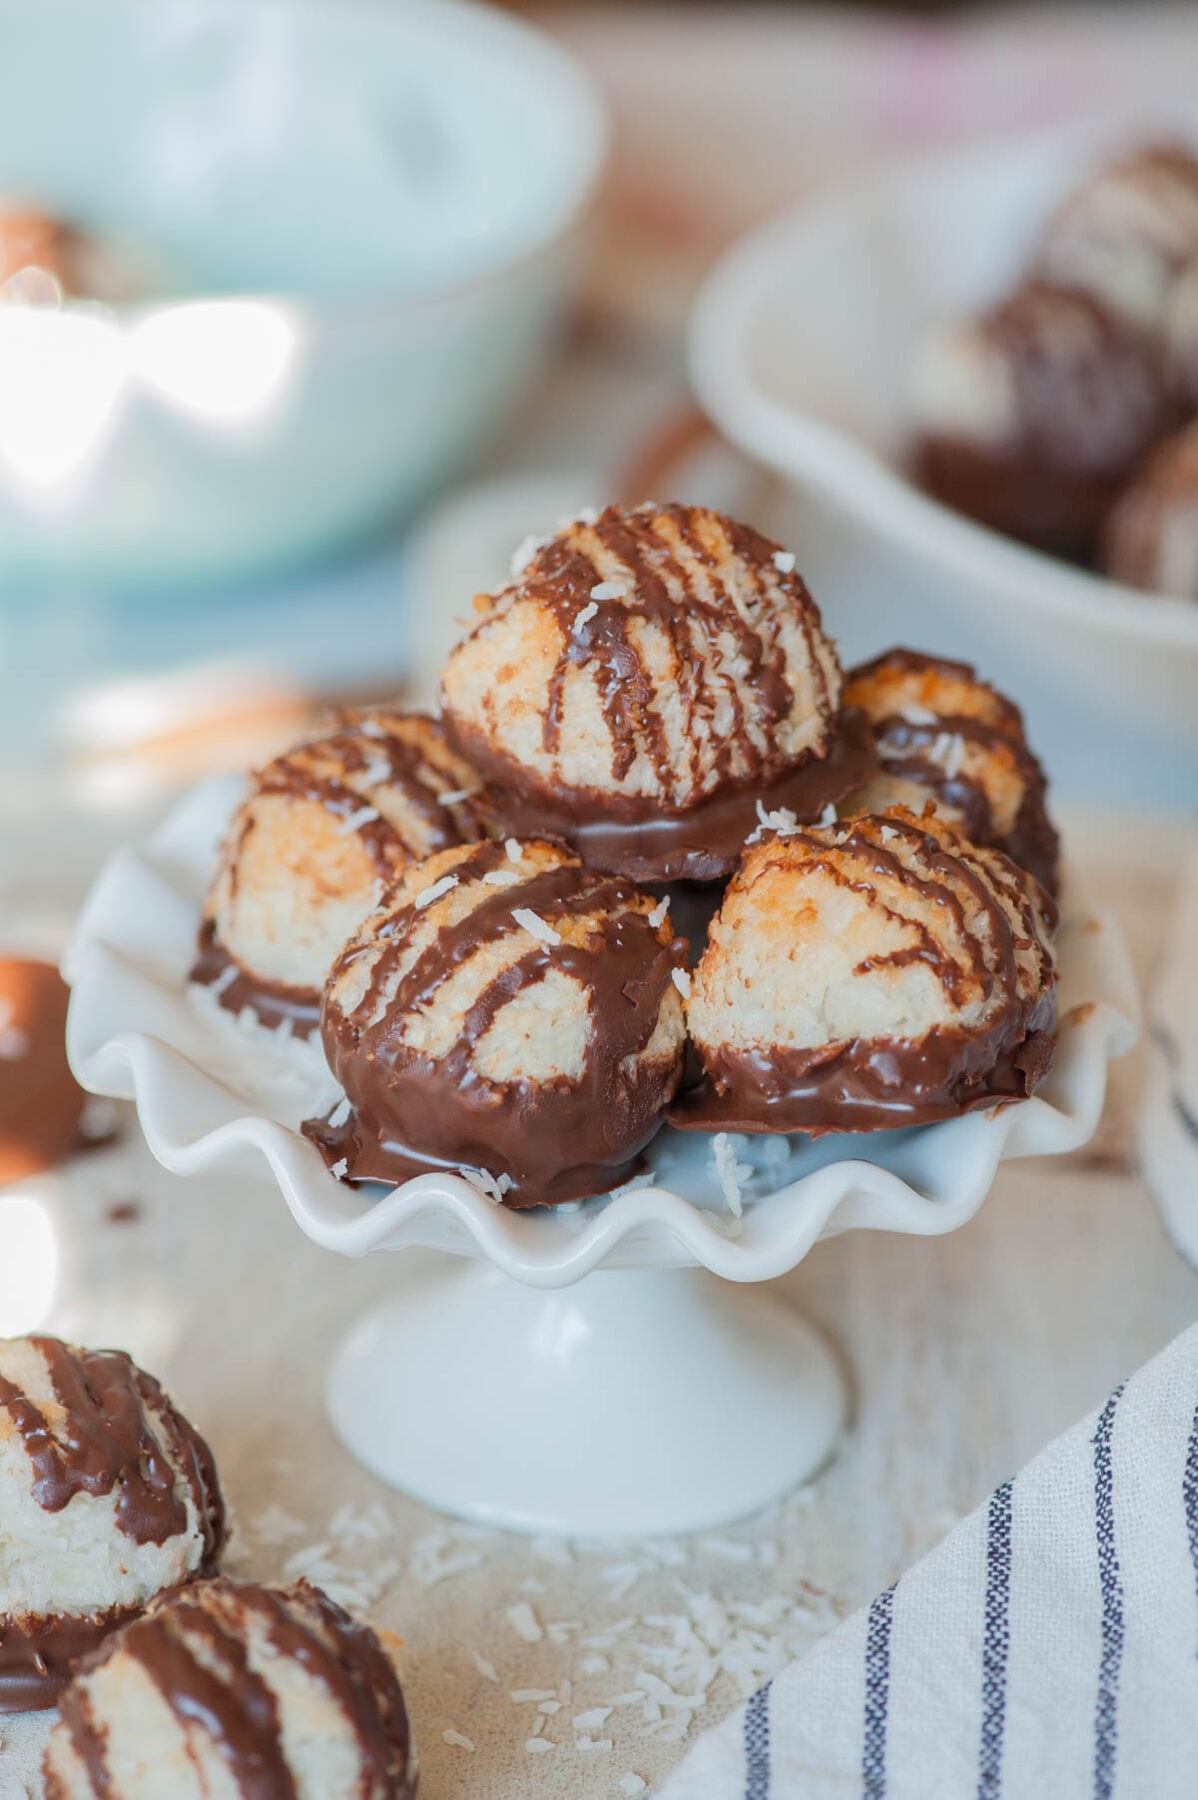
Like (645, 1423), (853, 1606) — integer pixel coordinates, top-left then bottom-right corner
(325, 1257), (846, 1537)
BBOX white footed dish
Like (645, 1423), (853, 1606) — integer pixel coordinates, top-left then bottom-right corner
(64, 776), (1138, 1535)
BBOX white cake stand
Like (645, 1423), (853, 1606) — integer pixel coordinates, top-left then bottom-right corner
(64, 777), (1139, 1536)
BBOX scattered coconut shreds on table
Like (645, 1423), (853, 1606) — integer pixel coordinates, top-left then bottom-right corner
(506, 1601), (544, 1644)
(472, 1652), (500, 1684)
(409, 1525), (495, 1587)
(442, 1729), (476, 1753)
(248, 1504), (308, 1546)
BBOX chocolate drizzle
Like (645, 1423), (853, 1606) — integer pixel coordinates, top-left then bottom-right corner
(0, 1606), (140, 1714)
(0, 1339), (224, 1556)
(49, 1580), (415, 1800)
(442, 503), (847, 878)
(464, 708), (876, 884)
(673, 811), (1057, 1136)
(306, 839), (687, 1206)
(847, 649), (1059, 895)
(191, 919), (323, 1039)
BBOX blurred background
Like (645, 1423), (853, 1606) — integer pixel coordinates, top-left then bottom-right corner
(1, 0), (1196, 911)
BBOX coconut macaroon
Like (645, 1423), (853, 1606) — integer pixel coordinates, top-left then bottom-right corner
(1102, 422), (1198, 601)
(306, 837), (688, 1206)
(0, 1337), (225, 1712)
(42, 1578), (416, 1800)
(194, 710), (483, 1036)
(913, 283), (1173, 560)
(672, 809), (1058, 1136)
(438, 503), (868, 882)
(1036, 143), (1198, 336)
(843, 649), (1059, 894)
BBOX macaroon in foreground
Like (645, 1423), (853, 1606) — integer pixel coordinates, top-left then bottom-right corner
(439, 502), (872, 881)
(673, 808), (1058, 1136)
(0, 1336), (225, 1711)
(306, 836), (688, 1206)
(42, 1577), (416, 1800)
(193, 711), (482, 1036)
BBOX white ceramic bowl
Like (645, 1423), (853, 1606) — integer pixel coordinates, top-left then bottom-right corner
(0, 0), (606, 588)
(690, 113), (1198, 740)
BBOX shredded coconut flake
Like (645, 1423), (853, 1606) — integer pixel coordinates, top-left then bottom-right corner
(818, 802), (838, 828)
(647, 897), (670, 930)
(415, 874), (459, 910)
(526, 1738), (554, 1754)
(362, 756), (393, 787)
(901, 704), (938, 726)
(209, 962), (239, 998)
(513, 908), (561, 946)
(574, 1708), (613, 1732)
(712, 1134), (747, 1217)
(328, 1095), (352, 1130)
(773, 549), (796, 574)
(360, 719), (388, 738)
(507, 1603), (544, 1644)
(335, 805), (380, 836)
(589, 581), (626, 601)
(330, 1158), (349, 1181)
(671, 968), (692, 999)
(505, 838), (522, 862)
(747, 799), (800, 843)
(482, 869), (522, 886)
(511, 1689), (557, 1705)
(437, 787), (471, 806)
(473, 1652), (499, 1683)
(443, 1730), (476, 1753)
(459, 1167), (514, 1205)
(573, 602), (599, 634)
(620, 1777), (648, 1796)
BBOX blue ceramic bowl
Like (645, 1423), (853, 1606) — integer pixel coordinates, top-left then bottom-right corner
(0, 0), (607, 587)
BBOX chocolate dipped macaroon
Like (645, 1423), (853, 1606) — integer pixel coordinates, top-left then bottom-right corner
(843, 648), (1059, 893)
(194, 710), (483, 1037)
(0, 1336), (225, 1712)
(306, 837), (688, 1206)
(913, 283), (1173, 561)
(439, 502), (872, 883)
(1036, 143), (1198, 337)
(1102, 421), (1198, 601)
(672, 808), (1057, 1137)
(42, 1577), (416, 1800)
(0, 959), (92, 1184)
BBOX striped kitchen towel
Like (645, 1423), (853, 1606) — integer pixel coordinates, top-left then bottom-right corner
(1140, 834), (1198, 1273)
(656, 1321), (1198, 1800)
